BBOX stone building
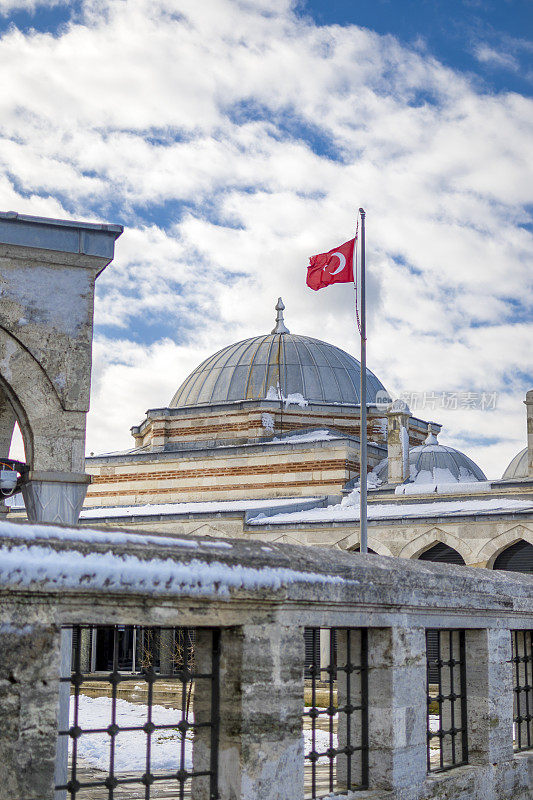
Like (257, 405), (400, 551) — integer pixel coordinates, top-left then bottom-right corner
(70, 299), (533, 582)
(82, 299), (437, 507)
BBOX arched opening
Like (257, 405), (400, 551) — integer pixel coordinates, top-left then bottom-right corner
(352, 546), (377, 554)
(493, 540), (533, 573)
(8, 420), (26, 463)
(418, 543), (466, 565)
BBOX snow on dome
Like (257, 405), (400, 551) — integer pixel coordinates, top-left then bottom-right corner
(502, 447), (528, 480)
(170, 299), (387, 408)
(372, 429), (487, 487)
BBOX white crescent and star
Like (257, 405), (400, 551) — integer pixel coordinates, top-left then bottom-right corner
(324, 251), (345, 275)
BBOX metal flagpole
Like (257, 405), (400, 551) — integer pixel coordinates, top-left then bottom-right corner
(358, 208), (368, 554)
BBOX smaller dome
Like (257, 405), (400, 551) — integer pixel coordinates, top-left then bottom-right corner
(502, 447), (528, 480)
(373, 430), (487, 486)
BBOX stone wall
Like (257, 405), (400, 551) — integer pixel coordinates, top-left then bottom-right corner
(1, 520), (533, 799)
(131, 400), (434, 450)
(85, 438), (386, 505)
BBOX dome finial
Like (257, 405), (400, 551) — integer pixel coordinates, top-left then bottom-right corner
(425, 422), (439, 445)
(272, 297), (290, 334)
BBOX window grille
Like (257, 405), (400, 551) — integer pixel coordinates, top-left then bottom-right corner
(303, 627), (368, 798)
(55, 625), (220, 800)
(512, 630), (533, 751)
(426, 629), (468, 772)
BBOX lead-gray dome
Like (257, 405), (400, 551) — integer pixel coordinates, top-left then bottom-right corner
(170, 298), (386, 408)
(502, 447), (528, 480)
(373, 431), (487, 486)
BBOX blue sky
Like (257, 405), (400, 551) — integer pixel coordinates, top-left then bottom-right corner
(0, 0), (531, 477)
(303, 0), (533, 96)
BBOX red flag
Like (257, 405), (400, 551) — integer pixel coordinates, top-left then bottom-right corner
(306, 238), (355, 291)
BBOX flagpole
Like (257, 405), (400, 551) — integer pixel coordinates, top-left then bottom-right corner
(358, 208), (368, 554)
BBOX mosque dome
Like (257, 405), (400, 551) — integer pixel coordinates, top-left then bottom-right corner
(170, 298), (387, 409)
(373, 429), (487, 486)
(502, 447), (528, 480)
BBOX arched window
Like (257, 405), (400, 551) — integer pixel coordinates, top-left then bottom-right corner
(493, 540), (533, 573)
(418, 542), (465, 565)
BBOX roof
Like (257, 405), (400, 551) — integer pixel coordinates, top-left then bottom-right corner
(0, 211), (122, 257)
(369, 431), (486, 489)
(502, 447), (528, 480)
(170, 332), (386, 408)
(170, 300), (386, 408)
(247, 496), (533, 526)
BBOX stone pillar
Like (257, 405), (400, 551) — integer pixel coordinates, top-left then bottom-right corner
(320, 627), (331, 682)
(192, 624), (305, 800)
(54, 628), (72, 800)
(367, 626), (427, 792)
(21, 470), (90, 524)
(0, 622), (62, 800)
(386, 401), (411, 484)
(465, 628), (514, 765)
(525, 390), (533, 477)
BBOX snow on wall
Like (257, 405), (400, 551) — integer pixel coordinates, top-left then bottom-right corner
(261, 412), (275, 432)
(0, 538), (344, 597)
(0, 517), (231, 549)
(271, 429), (337, 444)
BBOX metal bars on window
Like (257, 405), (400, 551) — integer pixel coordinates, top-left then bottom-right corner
(303, 627), (368, 799)
(512, 630), (533, 751)
(426, 629), (468, 772)
(54, 625), (220, 800)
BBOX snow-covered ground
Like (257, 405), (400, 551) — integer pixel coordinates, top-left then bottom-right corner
(72, 695), (335, 772)
(70, 695), (193, 771)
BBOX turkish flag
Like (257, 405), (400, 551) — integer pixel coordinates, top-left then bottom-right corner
(306, 238), (355, 291)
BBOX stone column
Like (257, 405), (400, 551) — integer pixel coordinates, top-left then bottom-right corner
(21, 470), (90, 524)
(367, 626), (427, 792)
(0, 622), (62, 800)
(525, 390), (533, 477)
(386, 401), (411, 484)
(54, 628), (72, 800)
(320, 627), (331, 682)
(193, 623), (305, 800)
(465, 628), (514, 765)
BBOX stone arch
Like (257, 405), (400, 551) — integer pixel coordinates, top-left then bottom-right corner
(0, 326), (85, 472)
(398, 527), (474, 564)
(476, 526), (533, 569)
(339, 532), (394, 557)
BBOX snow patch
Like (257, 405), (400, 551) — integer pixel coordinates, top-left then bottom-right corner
(80, 497), (319, 520)
(271, 429), (335, 444)
(265, 384), (308, 408)
(249, 497), (533, 525)
(261, 412), (275, 432)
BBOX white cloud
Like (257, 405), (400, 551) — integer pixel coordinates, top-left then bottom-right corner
(0, 0), (531, 478)
(474, 44), (520, 72)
